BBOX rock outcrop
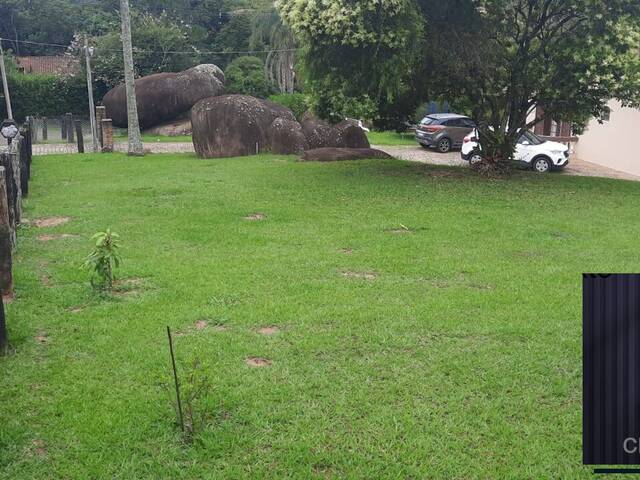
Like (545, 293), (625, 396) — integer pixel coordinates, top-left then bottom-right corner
(104, 64), (225, 129)
(191, 95), (295, 158)
(191, 95), (371, 158)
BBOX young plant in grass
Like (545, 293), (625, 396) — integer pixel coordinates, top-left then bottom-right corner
(82, 229), (121, 291)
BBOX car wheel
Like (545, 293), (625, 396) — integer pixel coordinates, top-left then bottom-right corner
(469, 152), (483, 166)
(533, 156), (552, 173)
(437, 138), (451, 153)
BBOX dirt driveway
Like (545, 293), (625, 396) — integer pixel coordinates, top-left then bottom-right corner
(375, 145), (640, 182)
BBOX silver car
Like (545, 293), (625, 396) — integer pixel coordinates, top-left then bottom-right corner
(415, 113), (476, 153)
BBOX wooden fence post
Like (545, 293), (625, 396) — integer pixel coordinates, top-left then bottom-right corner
(61, 116), (67, 141)
(75, 120), (84, 154)
(0, 167), (12, 298)
(101, 119), (114, 153)
(66, 113), (74, 143)
(42, 116), (48, 141)
(0, 296), (7, 355)
(19, 123), (30, 196)
(0, 152), (17, 247)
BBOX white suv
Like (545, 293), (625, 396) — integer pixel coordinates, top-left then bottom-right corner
(461, 129), (570, 172)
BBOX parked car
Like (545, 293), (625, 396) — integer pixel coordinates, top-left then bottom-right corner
(461, 129), (570, 173)
(414, 113), (476, 153)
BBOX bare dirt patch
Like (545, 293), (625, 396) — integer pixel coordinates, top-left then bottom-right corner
(33, 216), (70, 228)
(338, 248), (353, 254)
(245, 357), (272, 367)
(37, 233), (77, 242)
(257, 326), (280, 336)
(341, 271), (377, 280)
(39, 274), (53, 288)
(26, 439), (47, 458)
(243, 213), (266, 221)
(35, 332), (49, 345)
(195, 320), (208, 330)
(68, 306), (84, 313)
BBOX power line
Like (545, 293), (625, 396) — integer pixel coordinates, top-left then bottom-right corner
(0, 38), (299, 56)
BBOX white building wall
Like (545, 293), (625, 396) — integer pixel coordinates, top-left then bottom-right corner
(575, 100), (640, 176)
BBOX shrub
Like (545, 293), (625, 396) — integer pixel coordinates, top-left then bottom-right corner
(267, 93), (309, 121)
(224, 56), (275, 99)
(82, 229), (121, 291)
(0, 73), (91, 123)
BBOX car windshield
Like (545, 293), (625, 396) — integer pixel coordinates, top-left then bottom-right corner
(520, 131), (545, 145)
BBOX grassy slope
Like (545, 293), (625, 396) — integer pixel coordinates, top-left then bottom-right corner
(1, 153), (639, 479)
(367, 131), (417, 146)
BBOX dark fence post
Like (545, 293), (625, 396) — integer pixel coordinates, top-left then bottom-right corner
(42, 116), (47, 141)
(0, 297), (7, 355)
(0, 153), (16, 247)
(75, 120), (84, 154)
(66, 113), (74, 143)
(0, 167), (12, 298)
(61, 116), (67, 141)
(19, 123), (30, 196)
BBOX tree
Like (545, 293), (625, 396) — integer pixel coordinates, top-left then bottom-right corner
(225, 56), (274, 98)
(250, 9), (297, 94)
(275, 0), (423, 123)
(210, 14), (253, 68)
(92, 12), (197, 88)
(119, 0), (144, 156)
(418, 0), (640, 168)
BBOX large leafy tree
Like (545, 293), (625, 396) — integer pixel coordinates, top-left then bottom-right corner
(419, 0), (640, 168)
(92, 12), (197, 87)
(276, 0), (423, 124)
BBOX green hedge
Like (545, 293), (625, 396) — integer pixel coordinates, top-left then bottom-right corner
(0, 74), (94, 123)
(268, 93), (310, 121)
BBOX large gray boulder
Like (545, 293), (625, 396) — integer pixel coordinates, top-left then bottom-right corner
(301, 118), (370, 149)
(269, 118), (309, 154)
(191, 95), (296, 158)
(103, 64), (225, 129)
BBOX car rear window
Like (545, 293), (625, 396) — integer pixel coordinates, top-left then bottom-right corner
(420, 117), (439, 125)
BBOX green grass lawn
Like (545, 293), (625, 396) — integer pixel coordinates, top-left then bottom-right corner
(367, 130), (417, 146)
(2, 152), (639, 478)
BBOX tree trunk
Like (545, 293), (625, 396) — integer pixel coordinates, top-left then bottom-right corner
(120, 0), (144, 156)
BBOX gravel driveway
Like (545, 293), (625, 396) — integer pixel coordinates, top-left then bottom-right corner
(374, 145), (640, 182)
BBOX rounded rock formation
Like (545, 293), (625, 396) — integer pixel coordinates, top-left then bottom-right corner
(335, 120), (370, 149)
(269, 118), (309, 154)
(191, 95), (296, 158)
(103, 64), (225, 129)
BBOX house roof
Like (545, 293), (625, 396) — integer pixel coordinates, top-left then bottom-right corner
(15, 56), (80, 76)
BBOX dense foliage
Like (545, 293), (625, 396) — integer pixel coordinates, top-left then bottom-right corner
(224, 56), (274, 98)
(418, 0), (640, 166)
(276, 0), (423, 124)
(278, 0), (640, 166)
(0, 72), (89, 122)
(92, 12), (197, 88)
(268, 93), (309, 120)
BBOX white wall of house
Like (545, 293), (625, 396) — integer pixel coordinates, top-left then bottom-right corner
(575, 100), (640, 176)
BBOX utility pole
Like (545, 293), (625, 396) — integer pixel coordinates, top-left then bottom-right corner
(0, 40), (13, 120)
(119, 0), (144, 156)
(84, 36), (99, 153)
